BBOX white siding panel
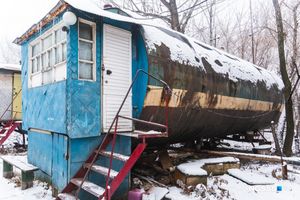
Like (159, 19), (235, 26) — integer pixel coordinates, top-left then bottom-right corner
(102, 24), (132, 132)
(55, 64), (67, 82)
(31, 73), (42, 88)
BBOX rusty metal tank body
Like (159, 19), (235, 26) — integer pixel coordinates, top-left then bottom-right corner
(135, 25), (284, 144)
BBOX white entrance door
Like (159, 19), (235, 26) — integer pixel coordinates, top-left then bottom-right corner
(102, 24), (132, 132)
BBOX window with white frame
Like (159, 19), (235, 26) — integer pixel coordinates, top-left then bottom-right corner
(29, 23), (67, 88)
(78, 19), (96, 80)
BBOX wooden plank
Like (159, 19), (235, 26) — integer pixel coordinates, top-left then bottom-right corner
(3, 160), (13, 178)
(228, 169), (274, 185)
(174, 169), (207, 186)
(58, 193), (77, 200)
(159, 150), (173, 170)
(202, 150), (300, 165)
(84, 164), (118, 179)
(99, 150), (129, 162)
(0, 156), (38, 172)
(70, 178), (105, 198)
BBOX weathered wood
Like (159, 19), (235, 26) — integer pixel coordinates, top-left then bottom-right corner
(159, 150), (173, 171)
(1, 156), (38, 190)
(3, 161), (13, 178)
(133, 174), (167, 188)
(1, 156), (38, 172)
(202, 150), (300, 165)
(282, 162), (288, 180)
(174, 169), (207, 186)
(21, 171), (34, 190)
(202, 162), (240, 175)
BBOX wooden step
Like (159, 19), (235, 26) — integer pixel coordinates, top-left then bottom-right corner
(58, 193), (77, 200)
(99, 150), (129, 162)
(116, 130), (168, 138)
(70, 178), (105, 198)
(85, 164), (118, 179)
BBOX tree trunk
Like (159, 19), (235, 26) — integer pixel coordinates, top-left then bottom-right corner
(272, 0), (295, 156)
(161, 0), (181, 32)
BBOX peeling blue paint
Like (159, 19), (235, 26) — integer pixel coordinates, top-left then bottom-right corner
(21, 7), (149, 195)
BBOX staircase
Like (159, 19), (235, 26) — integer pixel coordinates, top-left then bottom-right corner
(57, 70), (171, 200)
(0, 120), (22, 146)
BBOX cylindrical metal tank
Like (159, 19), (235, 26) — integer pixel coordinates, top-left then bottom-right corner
(136, 25), (284, 143)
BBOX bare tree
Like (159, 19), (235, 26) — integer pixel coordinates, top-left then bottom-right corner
(272, 0), (295, 156)
(124, 0), (215, 33)
(0, 38), (20, 64)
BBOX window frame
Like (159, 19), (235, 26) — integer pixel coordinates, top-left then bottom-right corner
(77, 18), (96, 81)
(28, 22), (67, 88)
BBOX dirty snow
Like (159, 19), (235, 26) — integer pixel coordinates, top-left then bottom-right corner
(2, 131), (27, 150)
(177, 157), (239, 176)
(143, 187), (169, 200)
(0, 131), (52, 200)
(150, 162), (300, 200)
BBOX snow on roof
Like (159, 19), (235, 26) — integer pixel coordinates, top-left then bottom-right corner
(64, 0), (284, 90)
(0, 63), (21, 72)
(177, 157), (239, 176)
(16, 0), (284, 90)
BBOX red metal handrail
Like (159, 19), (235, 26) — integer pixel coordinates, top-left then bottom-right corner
(75, 69), (171, 200)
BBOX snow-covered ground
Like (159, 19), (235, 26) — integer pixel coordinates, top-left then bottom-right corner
(0, 159), (53, 200)
(0, 132), (299, 200)
(155, 162), (300, 200)
(0, 131), (53, 200)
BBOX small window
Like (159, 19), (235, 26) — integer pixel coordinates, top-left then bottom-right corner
(79, 23), (93, 40)
(29, 23), (67, 87)
(78, 20), (96, 80)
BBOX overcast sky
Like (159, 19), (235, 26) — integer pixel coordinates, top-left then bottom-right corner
(0, 0), (59, 43)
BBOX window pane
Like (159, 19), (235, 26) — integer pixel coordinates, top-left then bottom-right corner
(55, 28), (66, 43)
(62, 43), (67, 61)
(48, 50), (54, 67)
(79, 41), (92, 61)
(79, 22), (93, 40)
(37, 56), (41, 71)
(43, 34), (52, 50)
(42, 53), (47, 68)
(32, 43), (40, 57)
(32, 59), (37, 73)
(79, 62), (93, 80)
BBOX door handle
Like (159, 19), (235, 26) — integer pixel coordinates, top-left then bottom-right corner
(106, 70), (112, 75)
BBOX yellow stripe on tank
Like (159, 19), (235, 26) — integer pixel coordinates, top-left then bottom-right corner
(143, 86), (283, 112)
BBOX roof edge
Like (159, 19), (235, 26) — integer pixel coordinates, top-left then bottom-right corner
(13, 1), (69, 45)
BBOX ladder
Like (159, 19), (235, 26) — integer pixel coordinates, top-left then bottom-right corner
(0, 89), (22, 146)
(57, 70), (171, 200)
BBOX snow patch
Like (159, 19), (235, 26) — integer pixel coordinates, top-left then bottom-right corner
(228, 169), (274, 185)
(177, 157), (239, 176)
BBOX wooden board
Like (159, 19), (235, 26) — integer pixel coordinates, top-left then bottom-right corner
(1, 156), (38, 172)
(228, 169), (274, 185)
